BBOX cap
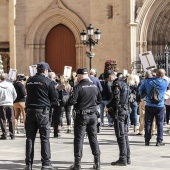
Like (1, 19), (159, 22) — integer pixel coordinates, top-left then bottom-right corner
(37, 62), (51, 71)
(76, 68), (88, 74)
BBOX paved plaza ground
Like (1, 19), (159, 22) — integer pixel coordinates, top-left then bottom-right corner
(0, 120), (170, 170)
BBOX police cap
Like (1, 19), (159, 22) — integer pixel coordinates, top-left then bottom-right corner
(76, 68), (88, 74)
(37, 62), (52, 72)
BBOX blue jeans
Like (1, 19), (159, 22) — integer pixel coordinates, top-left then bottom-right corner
(145, 106), (164, 143)
(130, 102), (138, 127)
(99, 100), (111, 125)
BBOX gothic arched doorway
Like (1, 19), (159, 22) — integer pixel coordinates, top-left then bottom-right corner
(45, 24), (76, 74)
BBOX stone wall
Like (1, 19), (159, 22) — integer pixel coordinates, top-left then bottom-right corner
(0, 0), (9, 41)
(4, 0), (133, 75)
(62, 0), (131, 74)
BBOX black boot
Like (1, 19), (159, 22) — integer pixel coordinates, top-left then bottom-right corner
(24, 164), (32, 170)
(111, 160), (127, 166)
(127, 157), (131, 165)
(69, 157), (81, 170)
(93, 156), (100, 169)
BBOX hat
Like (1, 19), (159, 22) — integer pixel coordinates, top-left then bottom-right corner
(37, 62), (52, 71)
(76, 68), (88, 74)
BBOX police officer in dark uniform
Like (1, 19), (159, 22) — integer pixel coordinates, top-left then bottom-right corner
(24, 62), (58, 170)
(105, 73), (131, 166)
(69, 68), (102, 170)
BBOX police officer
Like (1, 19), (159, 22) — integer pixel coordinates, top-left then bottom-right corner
(69, 68), (102, 170)
(105, 73), (131, 166)
(24, 62), (58, 170)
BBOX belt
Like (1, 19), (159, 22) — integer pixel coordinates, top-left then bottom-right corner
(77, 110), (95, 115)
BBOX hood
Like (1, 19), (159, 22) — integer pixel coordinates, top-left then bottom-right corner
(0, 81), (9, 89)
(149, 77), (167, 87)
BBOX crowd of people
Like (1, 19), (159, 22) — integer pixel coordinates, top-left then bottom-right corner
(0, 60), (169, 170)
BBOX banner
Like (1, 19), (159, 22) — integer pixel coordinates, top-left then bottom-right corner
(139, 51), (156, 71)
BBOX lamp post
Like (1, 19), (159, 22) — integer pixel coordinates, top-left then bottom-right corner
(80, 24), (101, 69)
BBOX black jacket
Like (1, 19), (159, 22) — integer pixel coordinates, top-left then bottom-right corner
(26, 73), (57, 108)
(107, 77), (130, 108)
(13, 81), (26, 103)
(69, 79), (102, 111)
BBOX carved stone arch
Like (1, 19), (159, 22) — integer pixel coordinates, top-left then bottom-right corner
(136, 0), (170, 55)
(26, 0), (87, 69)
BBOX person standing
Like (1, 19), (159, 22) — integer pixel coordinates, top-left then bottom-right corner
(13, 75), (27, 132)
(0, 73), (17, 140)
(89, 68), (103, 93)
(105, 73), (131, 166)
(24, 62), (58, 170)
(99, 70), (113, 127)
(69, 68), (102, 170)
(139, 69), (168, 146)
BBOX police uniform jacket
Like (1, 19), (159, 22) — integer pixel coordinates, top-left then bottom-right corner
(26, 73), (57, 109)
(106, 77), (130, 108)
(69, 79), (102, 112)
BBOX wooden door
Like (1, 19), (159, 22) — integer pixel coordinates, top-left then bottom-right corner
(45, 24), (76, 74)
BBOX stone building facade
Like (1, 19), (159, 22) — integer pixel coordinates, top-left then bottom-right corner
(0, 0), (169, 75)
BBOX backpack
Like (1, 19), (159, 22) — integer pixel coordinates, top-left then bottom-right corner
(149, 86), (161, 104)
(129, 85), (137, 103)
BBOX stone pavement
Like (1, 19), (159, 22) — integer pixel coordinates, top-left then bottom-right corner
(0, 122), (170, 170)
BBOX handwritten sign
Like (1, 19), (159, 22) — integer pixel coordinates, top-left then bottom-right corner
(63, 66), (72, 79)
(139, 51), (156, 71)
(29, 65), (37, 76)
(8, 68), (17, 81)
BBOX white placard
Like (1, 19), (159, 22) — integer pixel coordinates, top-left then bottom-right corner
(139, 51), (157, 71)
(8, 68), (17, 81)
(29, 65), (37, 76)
(123, 69), (128, 76)
(63, 66), (72, 79)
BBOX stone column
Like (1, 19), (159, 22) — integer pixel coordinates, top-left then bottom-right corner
(9, 0), (16, 69)
(75, 44), (87, 70)
(26, 44), (34, 75)
(40, 45), (46, 62)
(34, 45), (40, 64)
(127, 0), (138, 72)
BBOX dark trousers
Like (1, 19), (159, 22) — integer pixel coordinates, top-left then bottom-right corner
(113, 109), (130, 162)
(145, 106), (164, 143)
(52, 106), (62, 135)
(60, 105), (72, 126)
(74, 113), (100, 158)
(0, 105), (15, 137)
(25, 108), (51, 166)
(165, 105), (170, 124)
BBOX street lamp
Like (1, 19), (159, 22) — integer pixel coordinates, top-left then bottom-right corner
(80, 24), (101, 69)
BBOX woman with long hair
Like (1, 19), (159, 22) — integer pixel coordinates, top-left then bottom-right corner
(127, 74), (139, 132)
(59, 75), (72, 133)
